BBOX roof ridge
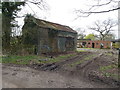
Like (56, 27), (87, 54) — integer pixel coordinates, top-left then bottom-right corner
(31, 17), (77, 33)
(34, 17), (70, 28)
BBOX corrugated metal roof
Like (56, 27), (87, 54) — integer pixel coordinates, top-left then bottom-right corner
(33, 18), (77, 33)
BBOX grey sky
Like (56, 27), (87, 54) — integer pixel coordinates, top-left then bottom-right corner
(16, 0), (119, 38)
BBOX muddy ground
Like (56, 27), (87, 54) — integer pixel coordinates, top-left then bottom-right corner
(2, 48), (119, 88)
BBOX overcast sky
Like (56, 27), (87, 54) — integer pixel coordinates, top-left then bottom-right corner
(16, 0), (119, 38)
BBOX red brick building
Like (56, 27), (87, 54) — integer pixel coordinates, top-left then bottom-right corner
(77, 39), (111, 49)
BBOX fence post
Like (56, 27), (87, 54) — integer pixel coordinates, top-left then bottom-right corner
(118, 48), (120, 83)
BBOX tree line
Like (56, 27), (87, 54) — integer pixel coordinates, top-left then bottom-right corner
(77, 19), (116, 41)
(1, 1), (47, 55)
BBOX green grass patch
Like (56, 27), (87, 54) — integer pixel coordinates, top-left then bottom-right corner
(100, 65), (118, 71)
(82, 48), (99, 50)
(0, 56), (2, 63)
(77, 50), (86, 52)
(105, 53), (113, 56)
(82, 48), (93, 49)
(102, 72), (120, 79)
(99, 64), (118, 79)
(38, 54), (76, 64)
(1, 54), (76, 65)
(105, 53), (118, 59)
(70, 55), (96, 67)
(1, 55), (40, 64)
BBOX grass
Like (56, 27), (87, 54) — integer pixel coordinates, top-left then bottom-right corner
(77, 50), (86, 52)
(70, 55), (96, 67)
(99, 65), (118, 71)
(105, 53), (113, 56)
(81, 48), (99, 50)
(99, 64), (119, 79)
(105, 52), (118, 59)
(78, 48), (111, 50)
(37, 54), (76, 64)
(1, 55), (40, 64)
(0, 56), (2, 63)
(102, 72), (120, 79)
(0, 54), (76, 65)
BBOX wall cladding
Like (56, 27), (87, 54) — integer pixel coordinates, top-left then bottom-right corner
(22, 16), (77, 55)
(37, 27), (77, 54)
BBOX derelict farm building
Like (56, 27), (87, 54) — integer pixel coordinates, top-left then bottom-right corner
(22, 16), (77, 55)
(77, 39), (111, 49)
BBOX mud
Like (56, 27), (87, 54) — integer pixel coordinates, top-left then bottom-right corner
(2, 49), (119, 88)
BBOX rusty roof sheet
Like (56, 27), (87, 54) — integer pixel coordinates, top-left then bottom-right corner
(33, 18), (77, 33)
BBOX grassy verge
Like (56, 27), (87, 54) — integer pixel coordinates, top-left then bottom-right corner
(0, 54), (76, 65)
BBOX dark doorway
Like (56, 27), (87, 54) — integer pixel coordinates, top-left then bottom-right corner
(92, 43), (95, 48)
(82, 42), (86, 47)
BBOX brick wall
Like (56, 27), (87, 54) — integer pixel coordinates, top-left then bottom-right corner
(77, 40), (111, 49)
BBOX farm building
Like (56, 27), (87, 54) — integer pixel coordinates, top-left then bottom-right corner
(77, 39), (112, 49)
(22, 16), (77, 55)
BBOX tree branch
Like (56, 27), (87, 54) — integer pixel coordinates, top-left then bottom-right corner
(74, 0), (119, 18)
(88, 0), (113, 11)
(81, 7), (120, 14)
(88, 19), (116, 40)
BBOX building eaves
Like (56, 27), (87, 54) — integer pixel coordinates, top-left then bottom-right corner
(33, 18), (77, 34)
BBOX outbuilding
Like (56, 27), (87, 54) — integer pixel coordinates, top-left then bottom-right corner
(77, 39), (111, 49)
(22, 16), (77, 55)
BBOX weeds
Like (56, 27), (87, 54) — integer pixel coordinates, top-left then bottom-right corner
(99, 64), (118, 79)
(102, 72), (120, 79)
(105, 53), (113, 56)
(100, 65), (118, 71)
(70, 55), (96, 67)
(38, 54), (76, 64)
(1, 55), (40, 64)
(1, 54), (76, 65)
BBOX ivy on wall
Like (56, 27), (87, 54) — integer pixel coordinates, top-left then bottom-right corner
(48, 28), (58, 37)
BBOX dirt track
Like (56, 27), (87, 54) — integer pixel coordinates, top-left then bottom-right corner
(2, 49), (119, 88)
(2, 64), (113, 88)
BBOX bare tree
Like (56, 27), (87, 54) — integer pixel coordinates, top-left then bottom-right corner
(25, 0), (49, 10)
(74, 0), (119, 18)
(104, 33), (115, 40)
(76, 28), (86, 39)
(88, 19), (117, 40)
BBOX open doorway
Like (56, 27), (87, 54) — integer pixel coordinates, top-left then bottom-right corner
(92, 43), (95, 48)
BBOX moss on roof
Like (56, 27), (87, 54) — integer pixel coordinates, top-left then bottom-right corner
(25, 16), (77, 34)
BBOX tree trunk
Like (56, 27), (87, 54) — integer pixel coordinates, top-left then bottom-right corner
(2, 15), (11, 52)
